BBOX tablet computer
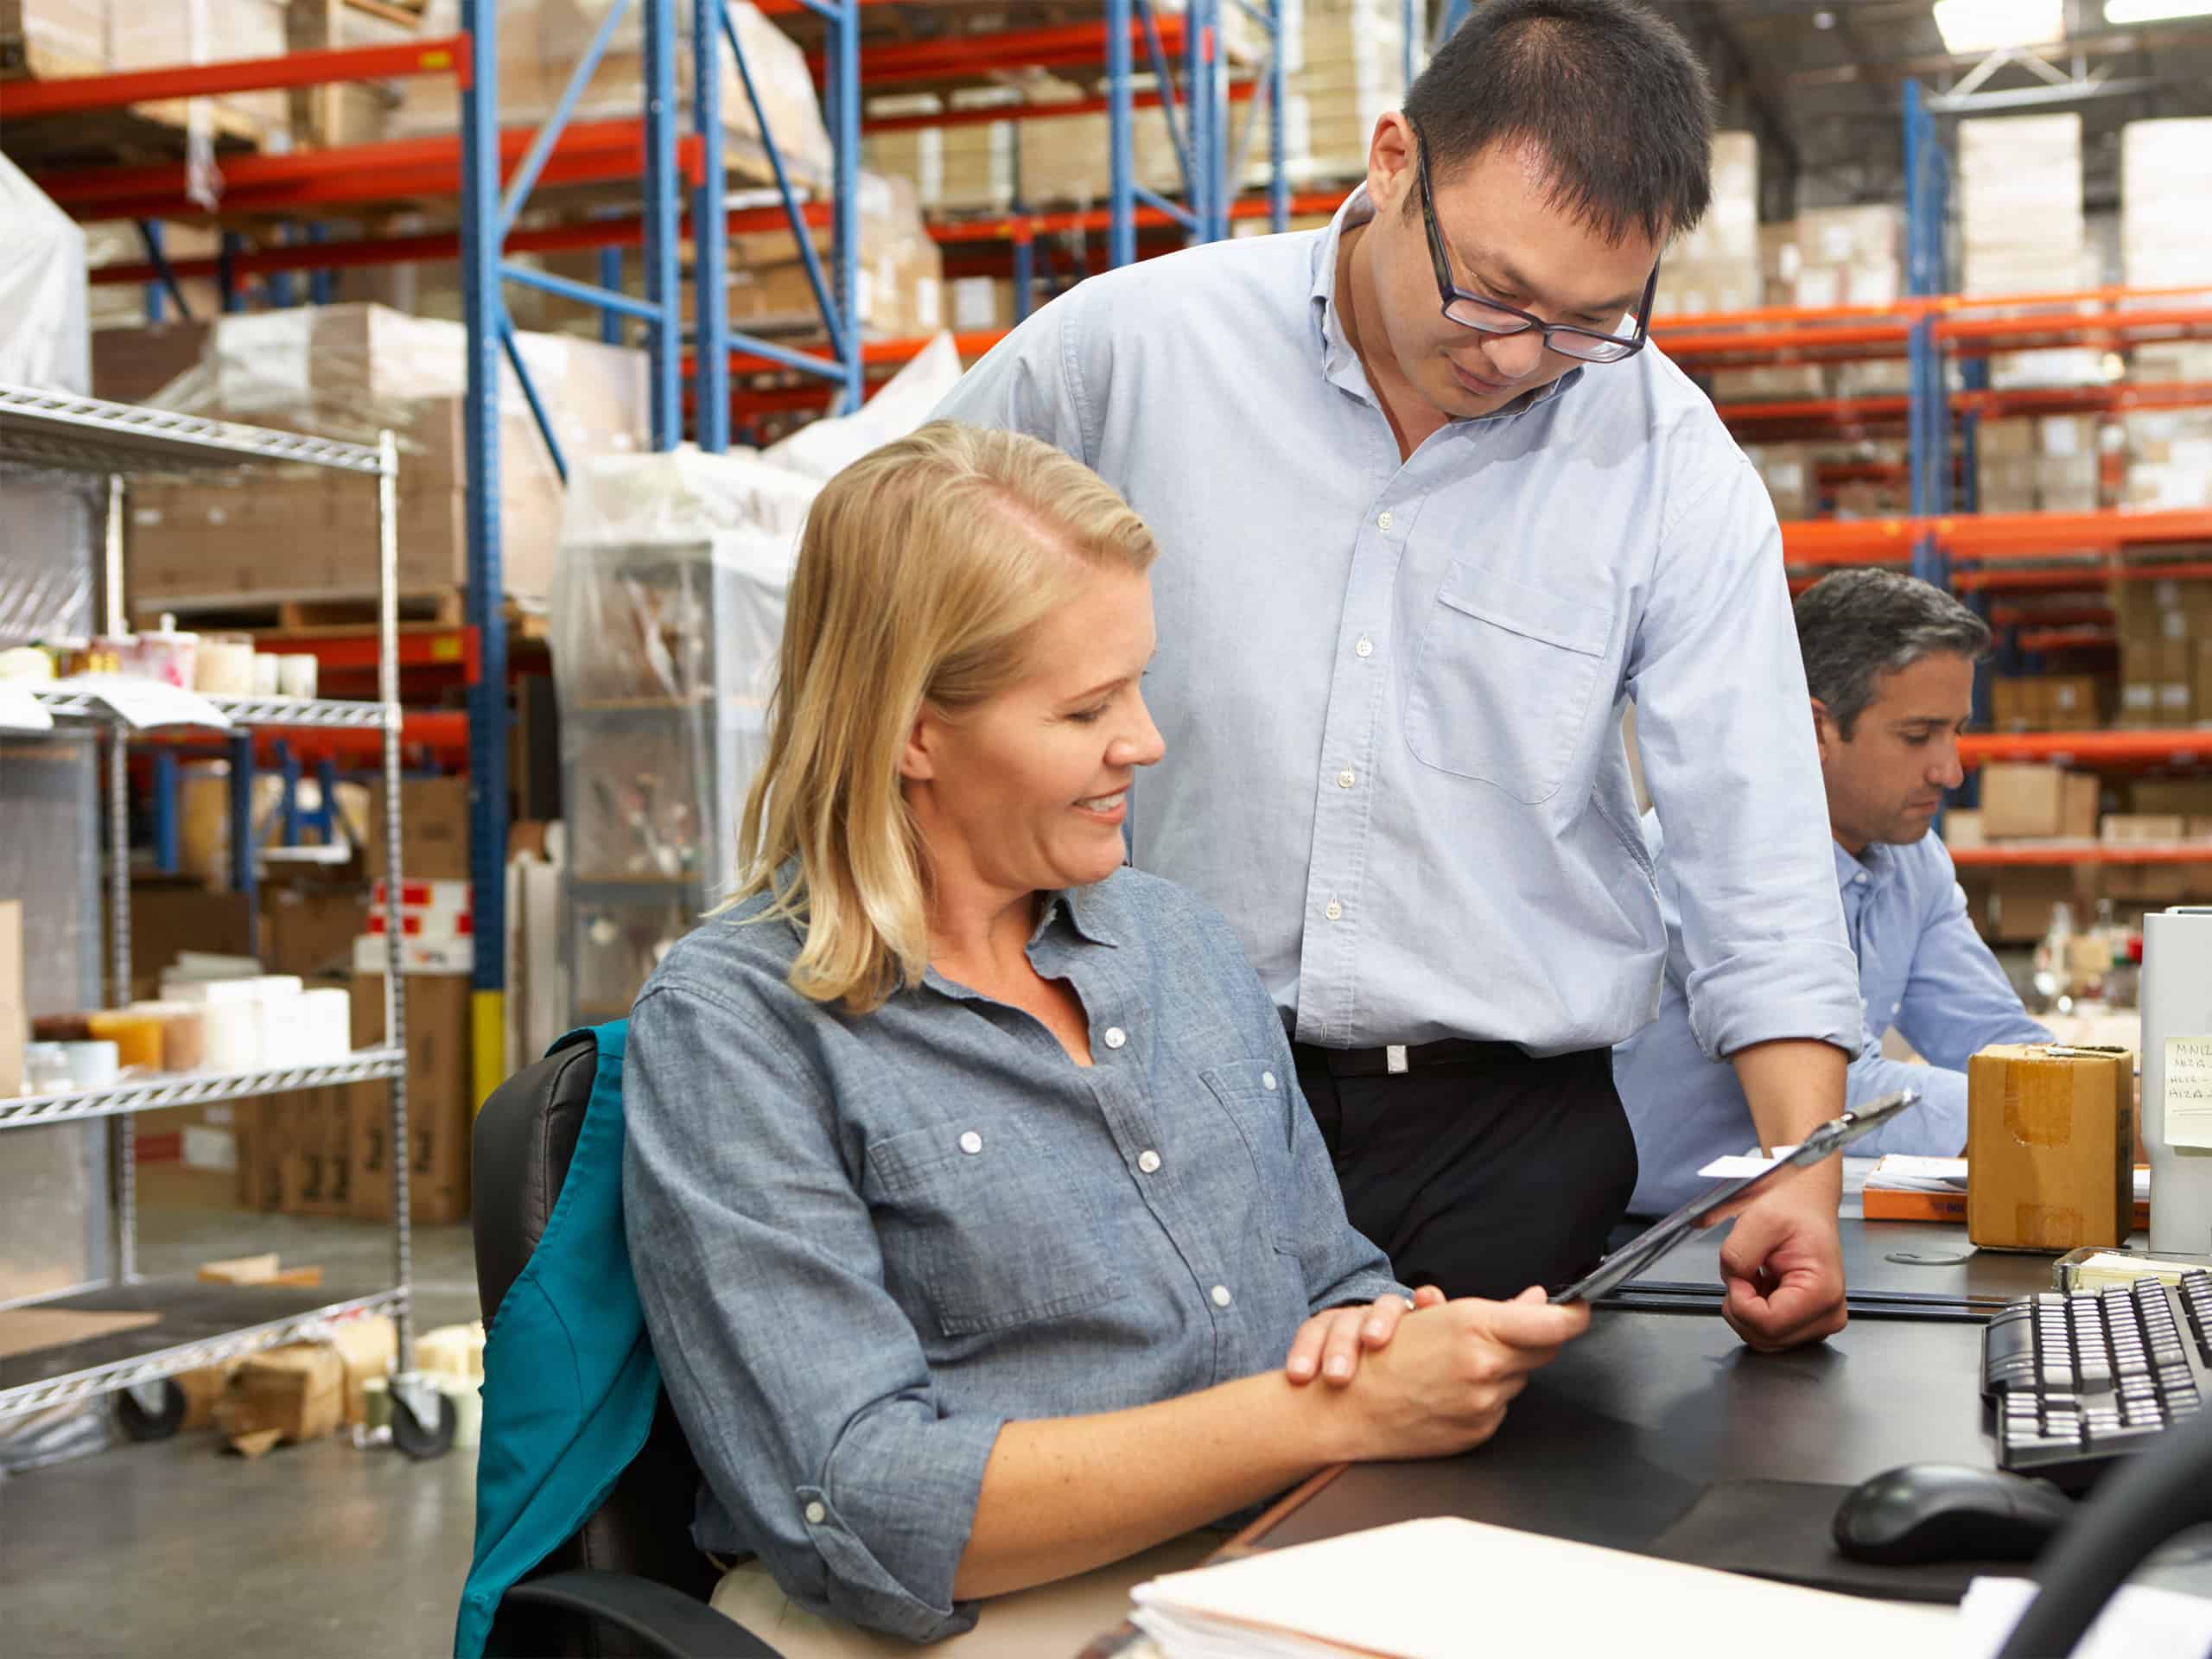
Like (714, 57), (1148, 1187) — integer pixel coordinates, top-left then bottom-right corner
(1549, 1088), (1921, 1306)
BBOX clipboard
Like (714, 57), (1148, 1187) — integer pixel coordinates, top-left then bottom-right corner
(1549, 1089), (1921, 1306)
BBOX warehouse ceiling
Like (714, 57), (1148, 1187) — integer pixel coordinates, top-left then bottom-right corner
(1641, 0), (2212, 217)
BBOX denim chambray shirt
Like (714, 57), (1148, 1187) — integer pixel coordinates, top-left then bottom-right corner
(622, 865), (1405, 1644)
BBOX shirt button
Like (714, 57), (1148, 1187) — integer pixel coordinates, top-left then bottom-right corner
(1103, 1027), (1127, 1050)
(1211, 1285), (1234, 1308)
(804, 1501), (827, 1525)
(1137, 1149), (1162, 1174)
(958, 1131), (982, 1154)
(1324, 900), (1343, 921)
(1354, 636), (1374, 658)
(1376, 510), (1394, 531)
(1337, 768), (1356, 789)
(1262, 1071), (1278, 1091)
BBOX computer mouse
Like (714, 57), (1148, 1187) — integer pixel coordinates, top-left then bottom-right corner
(1832, 1464), (2075, 1565)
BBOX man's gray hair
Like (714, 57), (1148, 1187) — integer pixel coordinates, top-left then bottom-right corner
(1794, 570), (1991, 741)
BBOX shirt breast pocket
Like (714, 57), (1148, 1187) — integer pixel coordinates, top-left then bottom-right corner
(1199, 1060), (1302, 1258)
(864, 1114), (1128, 1339)
(1403, 559), (1611, 804)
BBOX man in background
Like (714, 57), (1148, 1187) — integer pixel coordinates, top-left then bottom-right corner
(1616, 569), (2052, 1216)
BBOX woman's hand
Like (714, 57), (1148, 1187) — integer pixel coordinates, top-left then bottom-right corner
(1332, 1287), (1591, 1461)
(1285, 1286), (1447, 1386)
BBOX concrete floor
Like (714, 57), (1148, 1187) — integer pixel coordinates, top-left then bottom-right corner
(6, 1207), (484, 1659)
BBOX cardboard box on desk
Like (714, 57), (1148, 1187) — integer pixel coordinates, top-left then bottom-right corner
(1979, 765), (2099, 839)
(1967, 1044), (2134, 1252)
(348, 972), (471, 1224)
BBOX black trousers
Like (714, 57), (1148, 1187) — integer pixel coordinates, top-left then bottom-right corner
(1292, 1042), (1640, 1300)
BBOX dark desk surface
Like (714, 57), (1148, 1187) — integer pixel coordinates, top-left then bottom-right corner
(1624, 1215), (2063, 1313)
(1252, 1302), (1988, 1557)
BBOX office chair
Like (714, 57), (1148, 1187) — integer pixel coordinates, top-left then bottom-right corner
(1996, 1397), (2212, 1656)
(472, 1032), (780, 1659)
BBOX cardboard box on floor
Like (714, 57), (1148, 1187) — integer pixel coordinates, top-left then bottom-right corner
(278, 1085), (356, 1217)
(1967, 1044), (2134, 1252)
(365, 776), (470, 883)
(214, 1343), (345, 1447)
(349, 972), (472, 1224)
(1979, 765), (2100, 840)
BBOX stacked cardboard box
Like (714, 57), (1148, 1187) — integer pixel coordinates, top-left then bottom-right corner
(285, 0), (417, 149)
(2123, 343), (2212, 512)
(2120, 119), (2212, 291)
(4, 0), (288, 141)
(1976, 416), (2100, 514)
(122, 306), (646, 610)
(1759, 221), (1800, 308)
(1739, 443), (1814, 520)
(393, 0), (831, 188)
(1791, 207), (1903, 311)
(1273, 0), (1416, 188)
(1980, 765), (2101, 842)
(2115, 576), (2212, 728)
(1652, 133), (1758, 318)
(864, 115), (1015, 213)
(948, 276), (1021, 334)
(1990, 676), (2110, 734)
(1959, 114), (2088, 297)
(346, 971), (472, 1224)
(702, 172), (944, 340)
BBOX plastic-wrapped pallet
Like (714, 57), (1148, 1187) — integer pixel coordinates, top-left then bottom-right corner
(393, 0), (832, 188)
(124, 304), (649, 610)
(1978, 416), (2100, 514)
(2124, 340), (2212, 512)
(1653, 132), (1758, 318)
(1959, 113), (2090, 296)
(1274, 0), (1420, 188)
(2122, 119), (2212, 290)
(711, 171), (943, 340)
(110, 0), (289, 143)
(865, 111), (1016, 213)
(1, 0), (105, 74)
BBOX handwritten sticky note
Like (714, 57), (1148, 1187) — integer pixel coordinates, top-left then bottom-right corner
(2164, 1038), (2212, 1150)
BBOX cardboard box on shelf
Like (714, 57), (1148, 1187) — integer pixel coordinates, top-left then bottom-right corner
(1967, 1043), (2133, 1252)
(133, 1102), (248, 1209)
(2044, 675), (2107, 731)
(1984, 864), (2095, 944)
(122, 879), (256, 1001)
(2106, 860), (2191, 906)
(1942, 810), (1986, 852)
(277, 1086), (355, 1218)
(1979, 765), (2099, 841)
(2133, 779), (2212, 817)
(365, 777), (470, 883)
(349, 972), (471, 1224)
(2103, 815), (2190, 843)
(261, 883), (372, 980)
(1989, 677), (2039, 732)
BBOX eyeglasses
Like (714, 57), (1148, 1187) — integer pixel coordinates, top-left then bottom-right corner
(1408, 118), (1659, 366)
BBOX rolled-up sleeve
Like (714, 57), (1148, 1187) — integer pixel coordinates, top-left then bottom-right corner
(624, 979), (1005, 1643)
(1627, 454), (1860, 1062)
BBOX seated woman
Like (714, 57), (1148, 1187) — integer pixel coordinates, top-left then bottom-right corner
(623, 421), (1588, 1655)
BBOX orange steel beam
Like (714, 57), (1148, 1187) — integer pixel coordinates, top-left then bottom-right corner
(811, 18), (1185, 83)
(868, 77), (1255, 133)
(35, 119), (696, 217)
(1959, 731), (2212, 768)
(1948, 840), (2212, 863)
(0, 35), (470, 118)
(2017, 627), (2119, 652)
(89, 199), (831, 284)
(928, 188), (1343, 244)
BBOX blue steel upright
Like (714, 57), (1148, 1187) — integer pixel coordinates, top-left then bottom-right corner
(693, 0), (730, 452)
(1902, 78), (1951, 588)
(1108, 0), (1136, 267)
(642, 0), (682, 446)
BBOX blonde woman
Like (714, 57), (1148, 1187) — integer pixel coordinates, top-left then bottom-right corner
(622, 421), (1588, 1655)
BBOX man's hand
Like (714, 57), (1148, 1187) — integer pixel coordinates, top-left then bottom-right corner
(1285, 1285), (1447, 1385)
(1713, 1164), (1847, 1351)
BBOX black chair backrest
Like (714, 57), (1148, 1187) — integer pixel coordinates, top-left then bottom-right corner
(474, 1033), (717, 1655)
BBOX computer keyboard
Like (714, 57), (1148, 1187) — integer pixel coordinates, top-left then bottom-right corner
(1980, 1272), (2212, 1490)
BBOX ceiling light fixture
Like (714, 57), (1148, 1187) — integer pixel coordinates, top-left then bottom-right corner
(1932, 0), (2064, 54)
(2104, 0), (2212, 22)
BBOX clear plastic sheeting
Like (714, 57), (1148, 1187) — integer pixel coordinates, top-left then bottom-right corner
(0, 480), (99, 645)
(0, 154), (90, 394)
(551, 339), (961, 1019)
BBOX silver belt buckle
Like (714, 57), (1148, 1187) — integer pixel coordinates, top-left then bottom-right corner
(1385, 1044), (1408, 1075)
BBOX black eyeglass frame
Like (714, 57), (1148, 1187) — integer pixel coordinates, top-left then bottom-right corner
(1408, 118), (1661, 365)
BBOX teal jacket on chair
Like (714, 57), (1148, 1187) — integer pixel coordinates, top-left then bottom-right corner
(454, 1020), (663, 1659)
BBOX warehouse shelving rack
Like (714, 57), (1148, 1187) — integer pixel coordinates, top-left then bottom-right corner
(0, 385), (453, 1456)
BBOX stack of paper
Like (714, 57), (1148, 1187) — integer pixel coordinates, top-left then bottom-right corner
(1128, 1518), (1959, 1658)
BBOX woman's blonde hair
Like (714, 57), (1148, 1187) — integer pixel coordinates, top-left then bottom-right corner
(728, 419), (1158, 1013)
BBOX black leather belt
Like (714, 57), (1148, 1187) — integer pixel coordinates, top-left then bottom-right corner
(1292, 1037), (1519, 1078)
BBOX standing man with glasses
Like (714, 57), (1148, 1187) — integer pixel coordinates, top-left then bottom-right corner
(936, 0), (1862, 1355)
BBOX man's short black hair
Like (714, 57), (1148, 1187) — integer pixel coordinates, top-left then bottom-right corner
(1404, 0), (1716, 246)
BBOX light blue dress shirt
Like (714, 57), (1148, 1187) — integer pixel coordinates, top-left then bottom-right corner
(1614, 813), (2055, 1214)
(935, 187), (1859, 1059)
(623, 868), (1404, 1643)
